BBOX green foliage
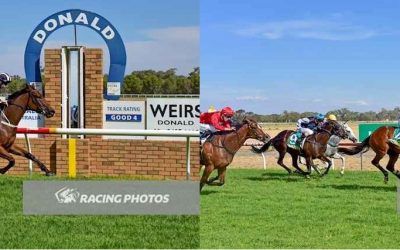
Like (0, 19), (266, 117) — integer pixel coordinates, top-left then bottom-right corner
(237, 107), (400, 122)
(119, 68), (199, 95)
(201, 169), (400, 248)
(2, 75), (26, 94)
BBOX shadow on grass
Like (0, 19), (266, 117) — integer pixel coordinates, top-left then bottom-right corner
(244, 171), (307, 182)
(318, 184), (397, 192)
(200, 190), (219, 195)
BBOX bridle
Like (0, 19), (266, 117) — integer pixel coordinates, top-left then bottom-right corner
(8, 90), (46, 114)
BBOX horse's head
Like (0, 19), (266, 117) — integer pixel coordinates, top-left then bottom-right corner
(8, 84), (55, 118)
(242, 117), (271, 142)
(324, 120), (347, 139)
(342, 122), (358, 142)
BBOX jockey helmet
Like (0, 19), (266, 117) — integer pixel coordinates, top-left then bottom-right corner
(327, 114), (337, 121)
(0, 73), (11, 84)
(221, 106), (234, 118)
(314, 113), (325, 121)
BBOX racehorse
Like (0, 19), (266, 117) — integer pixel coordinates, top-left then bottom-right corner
(0, 84), (55, 175)
(338, 125), (400, 183)
(200, 117), (270, 191)
(306, 122), (357, 174)
(252, 120), (347, 176)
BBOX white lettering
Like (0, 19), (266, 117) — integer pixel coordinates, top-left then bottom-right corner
(102, 26), (115, 40)
(75, 12), (88, 25)
(58, 12), (73, 25)
(80, 194), (88, 203)
(44, 19), (57, 31)
(91, 17), (101, 31)
(33, 30), (46, 44)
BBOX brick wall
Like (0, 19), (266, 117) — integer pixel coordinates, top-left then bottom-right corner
(8, 47), (200, 180)
(7, 138), (200, 180)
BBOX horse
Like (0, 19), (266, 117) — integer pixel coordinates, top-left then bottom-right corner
(0, 84), (55, 175)
(338, 125), (400, 183)
(200, 117), (270, 191)
(252, 120), (347, 176)
(302, 122), (357, 174)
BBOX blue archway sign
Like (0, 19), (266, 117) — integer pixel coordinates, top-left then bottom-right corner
(24, 9), (126, 100)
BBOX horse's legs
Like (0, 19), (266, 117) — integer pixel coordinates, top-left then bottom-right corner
(386, 149), (400, 179)
(207, 167), (227, 186)
(0, 147), (15, 174)
(277, 151), (292, 174)
(305, 157), (312, 175)
(336, 153), (346, 175)
(320, 155), (332, 176)
(371, 153), (389, 183)
(200, 164), (214, 191)
(290, 153), (307, 175)
(310, 159), (321, 175)
(9, 145), (54, 176)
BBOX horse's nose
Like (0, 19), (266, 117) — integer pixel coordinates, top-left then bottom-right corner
(48, 108), (55, 117)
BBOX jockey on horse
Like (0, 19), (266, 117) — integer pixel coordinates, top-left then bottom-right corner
(200, 106), (235, 142)
(0, 73), (11, 109)
(293, 113), (325, 148)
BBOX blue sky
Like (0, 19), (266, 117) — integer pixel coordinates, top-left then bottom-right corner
(0, 0), (199, 76)
(201, 0), (400, 114)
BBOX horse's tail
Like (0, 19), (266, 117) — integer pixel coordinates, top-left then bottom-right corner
(338, 135), (370, 155)
(251, 139), (272, 154)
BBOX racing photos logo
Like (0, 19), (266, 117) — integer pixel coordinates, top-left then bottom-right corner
(54, 186), (170, 204)
(55, 187), (80, 204)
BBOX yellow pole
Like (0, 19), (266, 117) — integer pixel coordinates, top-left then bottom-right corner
(68, 138), (77, 178)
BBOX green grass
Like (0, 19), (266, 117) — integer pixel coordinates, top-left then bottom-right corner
(0, 175), (199, 249)
(200, 169), (400, 248)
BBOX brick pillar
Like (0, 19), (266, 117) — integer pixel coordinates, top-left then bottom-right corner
(84, 48), (103, 129)
(44, 49), (62, 130)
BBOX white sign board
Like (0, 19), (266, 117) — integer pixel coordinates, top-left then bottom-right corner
(17, 111), (44, 138)
(107, 82), (121, 96)
(103, 101), (145, 139)
(146, 98), (200, 140)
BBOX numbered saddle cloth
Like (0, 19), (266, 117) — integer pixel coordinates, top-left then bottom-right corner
(287, 131), (302, 150)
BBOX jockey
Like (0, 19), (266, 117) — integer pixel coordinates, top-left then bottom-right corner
(0, 73), (11, 110)
(200, 106), (235, 141)
(326, 114), (337, 121)
(296, 113), (325, 138)
(0, 73), (11, 87)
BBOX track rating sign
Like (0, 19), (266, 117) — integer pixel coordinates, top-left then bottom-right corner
(103, 101), (145, 139)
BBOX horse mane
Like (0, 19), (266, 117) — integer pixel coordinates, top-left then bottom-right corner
(7, 85), (29, 100)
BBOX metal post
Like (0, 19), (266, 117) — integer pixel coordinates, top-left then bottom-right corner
(360, 152), (363, 171)
(24, 133), (33, 177)
(186, 136), (191, 180)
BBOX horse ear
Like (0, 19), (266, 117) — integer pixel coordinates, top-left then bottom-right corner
(242, 116), (249, 124)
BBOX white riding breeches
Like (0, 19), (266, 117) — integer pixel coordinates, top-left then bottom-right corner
(299, 127), (314, 137)
(200, 123), (217, 134)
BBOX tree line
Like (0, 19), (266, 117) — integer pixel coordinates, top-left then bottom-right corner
(104, 68), (199, 95)
(234, 108), (400, 122)
(1, 67), (199, 95)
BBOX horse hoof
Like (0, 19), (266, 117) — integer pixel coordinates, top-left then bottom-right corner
(45, 172), (55, 177)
